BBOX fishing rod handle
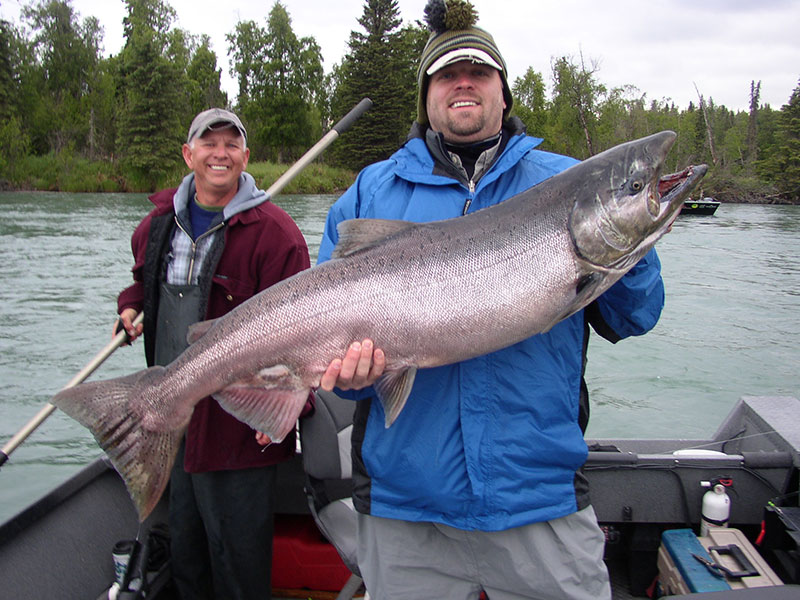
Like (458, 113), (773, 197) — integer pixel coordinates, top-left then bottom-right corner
(333, 98), (373, 135)
(264, 98), (373, 198)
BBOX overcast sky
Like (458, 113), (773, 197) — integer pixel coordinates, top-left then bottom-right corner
(2, 0), (798, 112)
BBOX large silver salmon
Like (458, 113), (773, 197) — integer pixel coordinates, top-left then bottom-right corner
(53, 131), (706, 519)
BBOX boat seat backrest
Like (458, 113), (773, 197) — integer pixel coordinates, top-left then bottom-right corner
(299, 389), (360, 577)
(301, 389), (355, 481)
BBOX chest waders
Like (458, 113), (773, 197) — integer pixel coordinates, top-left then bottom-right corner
(153, 282), (203, 366)
(153, 215), (225, 366)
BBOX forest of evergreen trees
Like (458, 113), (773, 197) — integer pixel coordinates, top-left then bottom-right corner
(1, 0), (798, 201)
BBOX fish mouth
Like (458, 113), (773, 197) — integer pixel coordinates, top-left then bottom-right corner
(568, 131), (709, 271)
(656, 164), (709, 223)
(572, 162), (708, 271)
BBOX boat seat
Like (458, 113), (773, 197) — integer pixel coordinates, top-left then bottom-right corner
(663, 584), (800, 598)
(300, 389), (364, 598)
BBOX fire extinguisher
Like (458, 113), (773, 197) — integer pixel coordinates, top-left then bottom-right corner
(700, 477), (732, 536)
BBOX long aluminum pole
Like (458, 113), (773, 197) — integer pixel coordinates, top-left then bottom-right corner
(0, 98), (373, 468)
(264, 97), (373, 198)
(0, 312), (144, 467)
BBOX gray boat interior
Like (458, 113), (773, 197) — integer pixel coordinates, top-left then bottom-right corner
(0, 395), (797, 599)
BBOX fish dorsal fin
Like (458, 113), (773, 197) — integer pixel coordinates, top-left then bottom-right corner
(374, 367), (417, 427)
(212, 365), (309, 443)
(332, 218), (417, 258)
(186, 318), (218, 344)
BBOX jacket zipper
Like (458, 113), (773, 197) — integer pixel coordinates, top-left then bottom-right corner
(462, 179), (476, 215)
(174, 217), (226, 284)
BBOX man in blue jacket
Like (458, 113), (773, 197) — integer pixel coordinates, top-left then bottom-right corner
(317, 2), (663, 598)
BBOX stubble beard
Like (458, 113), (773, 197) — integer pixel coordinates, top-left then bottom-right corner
(444, 111), (489, 142)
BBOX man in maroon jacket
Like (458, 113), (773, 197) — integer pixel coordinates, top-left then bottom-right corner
(117, 108), (311, 599)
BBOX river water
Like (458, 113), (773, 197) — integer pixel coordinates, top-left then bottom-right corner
(1, 192), (798, 523)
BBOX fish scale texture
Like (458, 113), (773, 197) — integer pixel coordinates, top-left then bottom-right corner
(51, 131), (706, 521)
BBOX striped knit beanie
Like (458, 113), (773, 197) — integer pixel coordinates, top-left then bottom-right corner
(417, 0), (513, 126)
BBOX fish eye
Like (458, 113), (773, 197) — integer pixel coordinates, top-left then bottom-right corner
(631, 179), (643, 192)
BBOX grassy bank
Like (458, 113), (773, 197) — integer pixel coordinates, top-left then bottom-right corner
(3, 151), (793, 205)
(0, 152), (356, 195)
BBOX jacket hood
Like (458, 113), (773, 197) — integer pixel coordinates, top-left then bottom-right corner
(173, 172), (268, 222)
(394, 117), (543, 188)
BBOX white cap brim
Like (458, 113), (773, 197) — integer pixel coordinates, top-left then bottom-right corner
(426, 48), (503, 76)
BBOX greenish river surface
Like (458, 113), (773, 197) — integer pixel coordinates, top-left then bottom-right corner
(1, 192), (798, 523)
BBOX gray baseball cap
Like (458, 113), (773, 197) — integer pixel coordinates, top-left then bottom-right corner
(187, 108), (247, 143)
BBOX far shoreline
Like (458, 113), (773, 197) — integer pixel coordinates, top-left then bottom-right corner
(2, 181), (794, 205)
(0, 159), (357, 197)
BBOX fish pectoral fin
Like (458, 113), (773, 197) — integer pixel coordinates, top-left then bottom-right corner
(541, 272), (606, 333)
(332, 218), (417, 258)
(374, 367), (417, 428)
(213, 365), (309, 443)
(186, 318), (218, 344)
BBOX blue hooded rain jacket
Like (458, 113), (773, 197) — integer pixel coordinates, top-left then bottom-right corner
(317, 121), (664, 531)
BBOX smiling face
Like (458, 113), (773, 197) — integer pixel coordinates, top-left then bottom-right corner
(425, 61), (506, 144)
(182, 125), (250, 206)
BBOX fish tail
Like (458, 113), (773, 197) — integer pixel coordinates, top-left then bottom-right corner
(52, 367), (183, 521)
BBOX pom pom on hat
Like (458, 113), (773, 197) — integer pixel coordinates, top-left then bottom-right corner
(424, 0), (477, 33)
(417, 0), (513, 126)
(423, 0), (449, 33)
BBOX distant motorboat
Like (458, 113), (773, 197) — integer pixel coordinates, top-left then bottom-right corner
(681, 197), (720, 216)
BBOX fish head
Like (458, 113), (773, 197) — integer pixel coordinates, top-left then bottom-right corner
(569, 130), (707, 272)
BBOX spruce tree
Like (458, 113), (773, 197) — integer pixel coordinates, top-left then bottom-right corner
(771, 80), (800, 200)
(116, 0), (185, 190)
(745, 80), (761, 170)
(186, 35), (227, 116)
(0, 19), (16, 121)
(330, 0), (426, 171)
